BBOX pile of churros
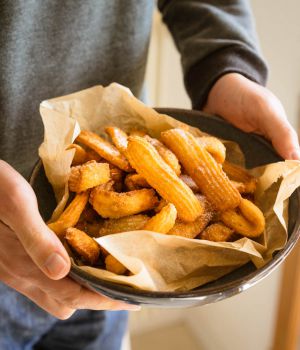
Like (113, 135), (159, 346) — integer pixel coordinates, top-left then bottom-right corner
(48, 126), (265, 276)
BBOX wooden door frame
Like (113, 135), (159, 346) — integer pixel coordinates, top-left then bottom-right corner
(272, 239), (300, 350)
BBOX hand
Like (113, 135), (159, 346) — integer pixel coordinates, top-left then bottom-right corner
(0, 161), (139, 319)
(203, 73), (300, 160)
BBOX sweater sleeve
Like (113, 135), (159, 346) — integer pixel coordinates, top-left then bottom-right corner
(157, 0), (268, 109)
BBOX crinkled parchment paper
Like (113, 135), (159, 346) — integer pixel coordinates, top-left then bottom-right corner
(38, 83), (300, 292)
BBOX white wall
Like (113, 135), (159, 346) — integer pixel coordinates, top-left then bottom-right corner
(251, 0), (300, 128)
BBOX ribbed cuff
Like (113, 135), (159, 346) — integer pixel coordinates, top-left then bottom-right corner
(184, 45), (268, 110)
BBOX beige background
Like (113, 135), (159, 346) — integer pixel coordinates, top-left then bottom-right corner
(128, 1), (300, 349)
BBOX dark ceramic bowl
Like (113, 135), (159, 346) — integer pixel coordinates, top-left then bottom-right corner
(30, 108), (300, 308)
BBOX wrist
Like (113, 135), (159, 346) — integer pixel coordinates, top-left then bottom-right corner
(203, 73), (249, 116)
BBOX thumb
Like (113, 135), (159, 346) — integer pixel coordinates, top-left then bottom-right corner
(268, 121), (300, 160)
(259, 102), (300, 160)
(0, 161), (70, 280)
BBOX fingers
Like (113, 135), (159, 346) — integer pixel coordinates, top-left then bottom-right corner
(14, 266), (138, 313)
(1, 270), (76, 320)
(3, 261), (137, 319)
(0, 221), (139, 315)
(50, 280), (140, 311)
(250, 88), (300, 160)
(18, 255), (140, 311)
(266, 118), (300, 160)
(0, 232), (75, 320)
(248, 87), (300, 160)
(0, 161), (70, 279)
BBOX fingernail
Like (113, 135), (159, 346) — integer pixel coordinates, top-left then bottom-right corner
(44, 253), (68, 278)
(291, 150), (300, 160)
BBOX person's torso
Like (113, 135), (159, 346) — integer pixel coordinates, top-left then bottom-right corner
(0, 0), (154, 177)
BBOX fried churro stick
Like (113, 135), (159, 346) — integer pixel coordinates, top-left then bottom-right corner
(223, 161), (257, 194)
(97, 180), (115, 191)
(154, 199), (168, 213)
(161, 129), (241, 212)
(48, 192), (89, 239)
(85, 149), (103, 162)
(109, 166), (124, 183)
(99, 245), (110, 258)
(143, 203), (177, 234)
(144, 135), (181, 176)
(231, 180), (255, 194)
(105, 255), (127, 275)
(67, 144), (88, 165)
(168, 217), (210, 239)
(196, 136), (226, 164)
(76, 220), (103, 237)
(80, 205), (99, 223)
(90, 187), (159, 218)
(220, 198), (265, 237)
(200, 222), (234, 242)
(168, 195), (214, 238)
(107, 165), (124, 192)
(76, 130), (132, 172)
(106, 127), (182, 175)
(179, 174), (200, 193)
(105, 126), (128, 154)
(98, 214), (149, 236)
(129, 129), (147, 137)
(68, 161), (110, 193)
(124, 173), (151, 190)
(66, 227), (100, 265)
(126, 136), (203, 222)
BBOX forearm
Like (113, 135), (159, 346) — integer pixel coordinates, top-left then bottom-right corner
(158, 0), (268, 109)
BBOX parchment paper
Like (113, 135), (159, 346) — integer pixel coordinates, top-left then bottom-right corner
(38, 83), (300, 292)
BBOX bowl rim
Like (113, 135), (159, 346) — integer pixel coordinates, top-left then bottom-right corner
(31, 108), (300, 301)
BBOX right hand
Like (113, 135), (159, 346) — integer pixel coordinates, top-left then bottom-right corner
(0, 160), (139, 319)
(203, 73), (300, 160)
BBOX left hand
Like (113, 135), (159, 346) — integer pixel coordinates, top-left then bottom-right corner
(0, 161), (140, 320)
(203, 73), (300, 160)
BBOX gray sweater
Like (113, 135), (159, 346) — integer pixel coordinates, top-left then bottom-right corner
(0, 0), (267, 178)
